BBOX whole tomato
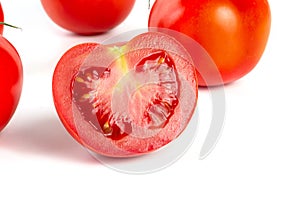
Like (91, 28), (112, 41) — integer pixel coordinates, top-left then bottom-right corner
(0, 35), (23, 132)
(0, 2), (4, 34)
(41, 0), (136, 35)
(149, 0), (271, 86)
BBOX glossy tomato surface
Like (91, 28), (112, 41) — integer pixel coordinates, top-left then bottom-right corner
(41, 0), (136, 34)
(52, 32), (198, 157)
(149, 0), (271, 86)
(0, 36), (23, 132)
(0, 2), (4, 34)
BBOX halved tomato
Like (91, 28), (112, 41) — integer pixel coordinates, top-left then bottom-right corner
(52, 32), (198, 157)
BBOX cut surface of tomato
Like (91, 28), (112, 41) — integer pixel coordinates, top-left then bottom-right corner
(52, 32), (198, 157)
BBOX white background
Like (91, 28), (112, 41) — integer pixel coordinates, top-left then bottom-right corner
(1, 0), (300, 199)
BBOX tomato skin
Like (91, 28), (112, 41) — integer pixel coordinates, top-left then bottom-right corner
(0, 2), (4, 34)
(41, 0), (136, 35)
(0, 36), (23, 132)
(149, 0), (271, 86)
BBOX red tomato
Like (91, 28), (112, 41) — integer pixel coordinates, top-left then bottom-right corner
(41, 0), (136, 35)
(149, 0), (271, 86)
(0, 2), (4, 34)
(0, 35), (23, 132)
(52, 32), (198, 157)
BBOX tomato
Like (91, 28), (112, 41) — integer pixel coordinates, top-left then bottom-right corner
(149, 0), (271, 86)
(0, 2), (4, 34)
(52, 31), (198, 157)
(41, 0), (136, 35)
(0, 35), (23, 132)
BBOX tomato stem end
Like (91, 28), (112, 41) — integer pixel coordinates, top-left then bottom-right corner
(0, 22), (22, 31)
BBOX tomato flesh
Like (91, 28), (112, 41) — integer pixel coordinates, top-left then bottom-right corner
(52, 32), (198, 157)
(72, 50), (179, 141)
(130, 51), (179, 129)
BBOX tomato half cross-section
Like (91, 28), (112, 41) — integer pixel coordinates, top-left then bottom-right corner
(149, 0), (271, 86)
(0, 35), (23, 132)
(41, 0), (136, 35)
(52, 32), (198, 157)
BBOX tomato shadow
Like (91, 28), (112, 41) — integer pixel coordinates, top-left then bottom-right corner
(0, 115), (98, 164)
